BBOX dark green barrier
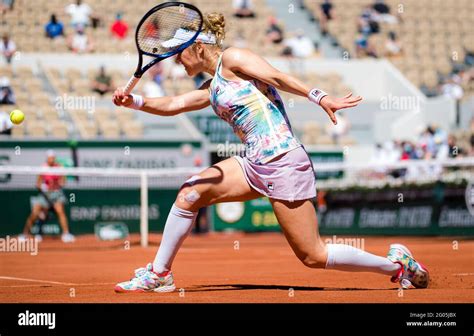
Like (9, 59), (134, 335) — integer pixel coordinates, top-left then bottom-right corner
(0, 189), (178, 236)
(212, 182), (474, 235)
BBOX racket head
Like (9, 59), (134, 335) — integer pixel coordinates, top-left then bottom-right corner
(133, 1), (203, 75)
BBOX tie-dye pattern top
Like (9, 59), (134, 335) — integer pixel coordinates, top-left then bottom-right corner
(209, 54), (301, 164)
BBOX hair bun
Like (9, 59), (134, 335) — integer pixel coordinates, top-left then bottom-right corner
(204, 12), (225, 47)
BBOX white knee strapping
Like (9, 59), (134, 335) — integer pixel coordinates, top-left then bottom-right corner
(183, 189), (201, 204)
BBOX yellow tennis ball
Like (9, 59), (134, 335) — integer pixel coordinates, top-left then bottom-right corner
(10, 109), (25, 125)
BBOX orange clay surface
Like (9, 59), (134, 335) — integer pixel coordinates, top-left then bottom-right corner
(0, 233), (473, 303)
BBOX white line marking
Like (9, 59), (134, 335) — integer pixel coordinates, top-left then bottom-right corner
(452, 273), (474, 276)
(0, 276), (77, 286)
(0, 283), (116, 288)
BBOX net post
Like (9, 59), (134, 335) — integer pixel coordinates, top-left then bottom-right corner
(140, 171), (149, 248)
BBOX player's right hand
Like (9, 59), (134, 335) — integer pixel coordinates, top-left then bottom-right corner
(112, 88), (133, 107)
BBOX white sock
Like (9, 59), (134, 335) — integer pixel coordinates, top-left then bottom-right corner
(152, 204), (197, 274)
(326, 244), (401, 276)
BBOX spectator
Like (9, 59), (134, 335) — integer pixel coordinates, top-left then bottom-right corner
(0, 76), (15, 105)
(0, 33), (16, 64)
(67, 24), (94, 53)
(1, 0), (13, 14)
(142, 63), (165, 97)
(45, 14), (65, 39)
(418, 126), (437, 158)
(384, 31), (402, 57)
(372, 0), (390, 14)
(440, 77), (464, 100)
(355, 30), (377, 58)
(233, 0), (256, 18)
(65, 0), (97, 28)
(0, 110), (12, 135)
(318, 0), (334, 36)
(91, 66), (113, 96)
(369, 141), (399, 177)
(283, 29), (315, 58)
(282, 30), (316, 77)
(447, 134), (465, 158)
(265, 16), (283, 44)
(400, 141), (417, 160)
(144, 17), (159, 39)
(1, 0), (14, 16)
(110, 13), (128, 40)
(372, 0), (397, 24)
(325, 111), (350, 145)
(358, 6), (380, 35)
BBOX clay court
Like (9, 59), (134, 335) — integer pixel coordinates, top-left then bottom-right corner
(0, 233), (472, 303)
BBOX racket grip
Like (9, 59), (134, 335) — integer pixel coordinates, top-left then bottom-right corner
(123, 76), (140, 95)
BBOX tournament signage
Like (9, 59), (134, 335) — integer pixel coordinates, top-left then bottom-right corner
(213, 182), (474, 235)
(0, 140), (205, 235)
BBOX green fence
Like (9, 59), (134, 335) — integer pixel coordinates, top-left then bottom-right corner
(0, 189), (178, 236)
(212, 182), (474, 235)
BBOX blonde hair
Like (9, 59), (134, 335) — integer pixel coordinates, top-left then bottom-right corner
(193, 12), (225, 48)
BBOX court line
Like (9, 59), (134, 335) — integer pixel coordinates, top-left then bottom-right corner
(0, 276), (78, 286)
(452, 273), (474, 276)
(0, 276), (115, 287)
(0, 283), (116, 288)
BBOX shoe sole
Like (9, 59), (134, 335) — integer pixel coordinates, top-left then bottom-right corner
(114, 284), (176, 293)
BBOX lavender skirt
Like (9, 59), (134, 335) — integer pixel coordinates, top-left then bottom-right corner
(234, 146), (317, 201)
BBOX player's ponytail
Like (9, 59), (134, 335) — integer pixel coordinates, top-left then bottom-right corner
(203, 12), (226, 48)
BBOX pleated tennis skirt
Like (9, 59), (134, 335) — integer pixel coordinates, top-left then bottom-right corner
(234, 145), (317, 201)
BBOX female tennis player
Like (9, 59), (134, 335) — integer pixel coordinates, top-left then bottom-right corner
(113, 13), (429, 292)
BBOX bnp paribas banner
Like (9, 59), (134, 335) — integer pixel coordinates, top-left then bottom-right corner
(0, 140), (206, 236)
(212, 182), (474, 236)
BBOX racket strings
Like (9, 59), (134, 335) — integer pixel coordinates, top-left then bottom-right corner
(137, 6), (202, 55)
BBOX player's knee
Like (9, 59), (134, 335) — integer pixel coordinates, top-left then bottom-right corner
(300, 250), (327, 269)
(175, 177), (209, 211)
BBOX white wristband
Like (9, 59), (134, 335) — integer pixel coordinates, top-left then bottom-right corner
(308, 88), (328, 105)
(128, 94), (144, 110)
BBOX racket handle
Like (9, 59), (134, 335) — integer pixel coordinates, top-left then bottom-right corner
(123, 76), (140, 95)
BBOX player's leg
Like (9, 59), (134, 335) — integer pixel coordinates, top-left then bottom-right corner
(152, 157), (261, 273)
(53, 202), (75, 243)
(272, 198), (429, 288)
(115, 157), (261, 293)
(22, 204), (43, 236)
(271, 198), (402, 273)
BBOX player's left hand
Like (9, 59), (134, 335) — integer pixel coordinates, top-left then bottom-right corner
(320, 92), (362, 125)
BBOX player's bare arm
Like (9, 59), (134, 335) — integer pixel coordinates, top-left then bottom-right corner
(222, 47), (363, 124)
(112, 80), (211, 116)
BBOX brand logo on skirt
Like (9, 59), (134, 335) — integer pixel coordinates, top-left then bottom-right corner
(267, 182), (274, 191)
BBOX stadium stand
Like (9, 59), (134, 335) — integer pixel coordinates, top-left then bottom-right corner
(304, 0), (474, 97)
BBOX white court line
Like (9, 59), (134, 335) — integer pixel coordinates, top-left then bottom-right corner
(0, 283), (116, 288)
(452, 273), (474, 276)
(0, 276), (77, 286)
(0, 276), (117, 287)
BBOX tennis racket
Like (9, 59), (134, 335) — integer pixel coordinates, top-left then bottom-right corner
(123, 1), (204, 94)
